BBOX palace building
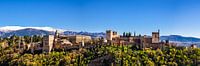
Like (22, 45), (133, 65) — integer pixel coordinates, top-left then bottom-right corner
(42, 30), (92, 53)
(106, 30), (168, 49)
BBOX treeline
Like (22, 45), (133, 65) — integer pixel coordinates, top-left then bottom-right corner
(108, 45), (200, 66)
(0, 38), (200, 66)
(0, 35), (42, 46)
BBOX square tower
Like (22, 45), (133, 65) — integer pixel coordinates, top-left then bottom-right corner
(43, 35), (54, 53)
(152, 30), (160, 43)
(106, 30), (113, 41)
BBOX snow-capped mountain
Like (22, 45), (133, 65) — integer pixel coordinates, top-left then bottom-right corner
(0, 26), (66, 32)
(1, 28), (54, 37)
(0, 26), (200, 44)
(0, 26), (105, 38)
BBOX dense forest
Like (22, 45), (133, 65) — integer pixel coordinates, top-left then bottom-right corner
(0, 43), (200, 66)
(0, 35), (200, 66)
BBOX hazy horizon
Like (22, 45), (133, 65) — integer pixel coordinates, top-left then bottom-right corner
(0, 0), (200, 37)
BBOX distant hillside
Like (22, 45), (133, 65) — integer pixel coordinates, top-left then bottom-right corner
(0, 26), (65, 32)
(0, 28), (105, 38)
(0, 26), (199, 43)
(1, 28), (54, 37)
(0, 31), (4, 36)
(161, 35), (200, 42)
(64, 31), (105, 38)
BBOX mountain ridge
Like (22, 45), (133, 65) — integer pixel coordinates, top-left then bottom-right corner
(0, 26), (66, 32)
(161, 35), (200, 42)
(0, 26), (199, 43)
(0, 28), (105, 38)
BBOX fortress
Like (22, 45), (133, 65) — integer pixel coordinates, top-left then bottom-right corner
(106, 30), (169, 49)
(31, 30), (170, 53)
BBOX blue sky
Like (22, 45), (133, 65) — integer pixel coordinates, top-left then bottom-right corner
(0, 0), (200, 37)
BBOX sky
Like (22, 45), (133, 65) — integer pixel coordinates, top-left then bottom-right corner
(0, 0), (200, 37)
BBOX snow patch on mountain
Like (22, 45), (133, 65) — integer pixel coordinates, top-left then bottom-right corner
(0, 26), (66, 32)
